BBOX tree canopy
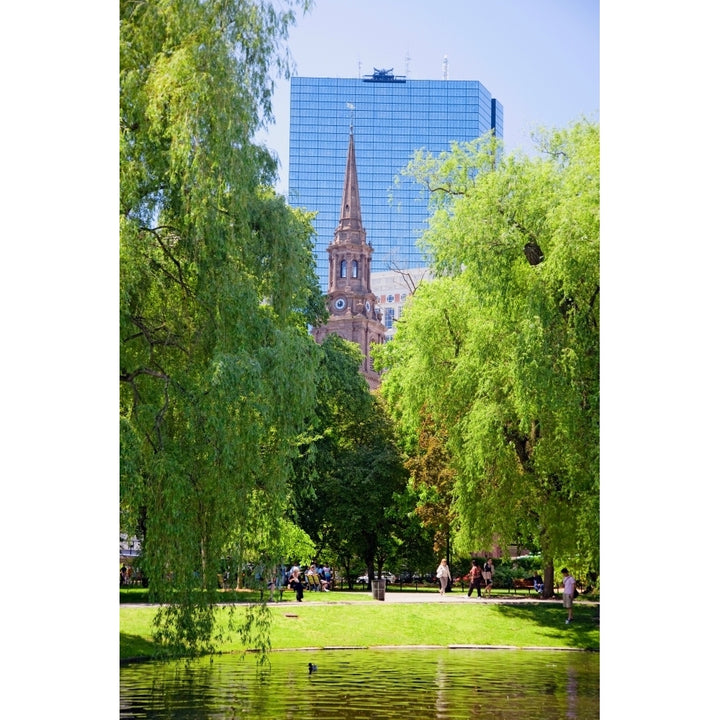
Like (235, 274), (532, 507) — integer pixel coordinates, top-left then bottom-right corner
(119, 0), (319, 655)
(290, 334), (410, 583)
(404, 409), (457, 560)
(374, 120), (599, 573)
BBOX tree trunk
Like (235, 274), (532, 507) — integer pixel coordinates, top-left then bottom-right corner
(543, 562), (554, 599)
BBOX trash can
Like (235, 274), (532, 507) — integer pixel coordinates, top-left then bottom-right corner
(372, 579), (386, 601)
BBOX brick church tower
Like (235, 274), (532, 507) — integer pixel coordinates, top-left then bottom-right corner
(312, 130), (386, 389)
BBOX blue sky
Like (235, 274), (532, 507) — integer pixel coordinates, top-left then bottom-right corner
(261, 0), (599, 195)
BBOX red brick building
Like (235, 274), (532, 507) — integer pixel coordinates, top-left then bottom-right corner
(312, 131), (386, 389)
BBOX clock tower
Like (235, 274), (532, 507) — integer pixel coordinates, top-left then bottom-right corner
(312, 129), (386, 389)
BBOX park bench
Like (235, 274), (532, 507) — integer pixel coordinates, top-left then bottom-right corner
(306, 573), (322, 591)
(262, 580), (285, 602)
(512, 578), (540, 594)
(512, 578), (588, 596)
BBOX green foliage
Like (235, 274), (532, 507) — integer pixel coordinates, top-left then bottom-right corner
(403, 410), (456, 556)
(376, 120), (599, 572)
(272, 518), (317, 567)
(152, 600), (219, 659)
(490, 558), (541, 589)
(290, 334), (410, 580)
(228, 604), (275, 665)
(387, 482), (437, 575)
(120, 0), (318, 657)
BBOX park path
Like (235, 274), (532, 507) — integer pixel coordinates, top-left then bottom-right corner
(249, 590), (600, 607)
(122, 590), (599, 608)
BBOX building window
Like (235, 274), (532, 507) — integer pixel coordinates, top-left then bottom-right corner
(289, 76), (502, 291)
(352, 260), (358, 278)
(340, 260), (347, 278)
(384, 307), (395, 329)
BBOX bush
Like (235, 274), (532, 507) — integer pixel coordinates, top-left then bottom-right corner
(505, 556), (543, 572)
(488, 557), (543, 590)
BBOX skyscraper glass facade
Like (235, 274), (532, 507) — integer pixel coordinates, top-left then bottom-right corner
(289, 72), (503, 289)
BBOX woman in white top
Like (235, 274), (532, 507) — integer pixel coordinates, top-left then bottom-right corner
(482, 558), (494, 597)
(436, 558), (451, 595)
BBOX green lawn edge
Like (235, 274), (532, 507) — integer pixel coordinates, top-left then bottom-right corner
(120, 596), (599, 661)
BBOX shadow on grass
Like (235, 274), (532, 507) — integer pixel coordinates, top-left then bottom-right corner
(120, 632), (159, 662)
(120, 588), (270, 604)
(493, 602), (600, 651)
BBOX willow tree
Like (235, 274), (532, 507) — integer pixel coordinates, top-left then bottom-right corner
(375, 121), (599, 590)
(120, 0), (320, 655)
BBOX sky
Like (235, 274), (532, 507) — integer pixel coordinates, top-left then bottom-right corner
(260, 0), (599, 195)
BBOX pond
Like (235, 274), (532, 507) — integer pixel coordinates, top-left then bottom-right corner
(120, 647), (599, 718)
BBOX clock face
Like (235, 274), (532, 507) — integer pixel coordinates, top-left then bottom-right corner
(365, 300), (371, 313)
(334, 296), (346, 311)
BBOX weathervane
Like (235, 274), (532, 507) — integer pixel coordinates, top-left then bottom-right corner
(346, 102), (355, 133)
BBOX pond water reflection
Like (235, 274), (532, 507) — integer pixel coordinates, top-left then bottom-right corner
(120, 648), (599, 719)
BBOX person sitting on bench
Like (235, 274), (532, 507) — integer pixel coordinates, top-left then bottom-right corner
(288, 568), (304, 602)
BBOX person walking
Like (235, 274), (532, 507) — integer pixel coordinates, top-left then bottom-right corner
(436, 558), (451, 596)
(482, 558), (495, 597)
(467, 558), (482, 598)
(561, 568), (576, 623)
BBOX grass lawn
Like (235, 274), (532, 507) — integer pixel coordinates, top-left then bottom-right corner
(120, 585), (444, 604)
(120, 593), (599, 661)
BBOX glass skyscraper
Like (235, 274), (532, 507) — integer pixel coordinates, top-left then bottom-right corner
(288, 70), (503, 289)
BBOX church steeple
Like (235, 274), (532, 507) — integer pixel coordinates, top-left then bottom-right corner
(312, 129), (386, 390)
(325, 130), (376, 301)
(336, 130), (365, 244)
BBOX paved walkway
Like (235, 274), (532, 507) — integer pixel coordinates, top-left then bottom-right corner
(263, 590), (599, 607)
(361, 592), (543, 604)
(123, 590), (599, 608)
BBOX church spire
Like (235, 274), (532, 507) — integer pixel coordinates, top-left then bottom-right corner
(336, 130), (365, 244)
(312, 127), (386, 390)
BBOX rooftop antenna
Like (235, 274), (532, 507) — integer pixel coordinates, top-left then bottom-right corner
(405, 51), (411, 78)
(358, 60), (362, 79)
(443, 54), (448, 80)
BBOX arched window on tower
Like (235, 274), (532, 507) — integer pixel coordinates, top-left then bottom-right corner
(340, 260), (347, 278)
(352, 260), (358, 278)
